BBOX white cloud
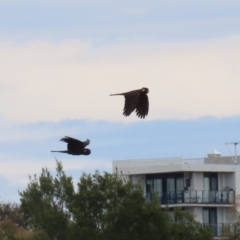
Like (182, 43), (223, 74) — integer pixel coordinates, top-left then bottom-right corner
(0, 36), (240, 123)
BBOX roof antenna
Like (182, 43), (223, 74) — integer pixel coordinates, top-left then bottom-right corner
(225, 142), (240, 165)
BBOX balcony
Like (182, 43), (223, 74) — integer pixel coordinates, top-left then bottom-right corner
(146, 190), (235, 205)
(203, 223), (235, 237)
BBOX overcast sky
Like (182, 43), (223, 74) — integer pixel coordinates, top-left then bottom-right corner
(0, 0), (240, 202)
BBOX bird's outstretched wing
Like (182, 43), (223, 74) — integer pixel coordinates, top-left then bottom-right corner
(110, 88), (149, 118)
(60, 136), (82, 143)
(136, 94), (149, 119)
(60, 136), (84, 151)
(123, 93), (140, 116)
(60, 136), (83, 143)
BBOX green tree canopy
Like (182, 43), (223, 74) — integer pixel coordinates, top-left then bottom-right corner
(171, 208), (213, 240)
(19, 161), (213, 240)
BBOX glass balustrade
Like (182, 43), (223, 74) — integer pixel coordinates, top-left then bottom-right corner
(146, 190), (235, 205)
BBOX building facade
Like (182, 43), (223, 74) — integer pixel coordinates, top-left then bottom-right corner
(112, 151), (239, 238)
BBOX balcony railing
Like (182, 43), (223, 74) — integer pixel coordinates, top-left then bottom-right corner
(146, 190), (235, 205)
(203, 223), (235, 237)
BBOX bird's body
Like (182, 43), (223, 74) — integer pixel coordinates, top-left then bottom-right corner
(110, 87), (149, 119)
(51, 136), (91, 155)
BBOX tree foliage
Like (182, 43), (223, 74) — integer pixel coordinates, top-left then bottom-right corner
(170, 208), (213, 240)
(0, 202), (37, 240)
(18, 161), (213, 240)
(226, 194), (240, 240)
(20, 162), (73, 240)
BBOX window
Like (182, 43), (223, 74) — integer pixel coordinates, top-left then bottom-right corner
(154, 179), (162, 198)
(204, 173), (218, 190)
(146, 173), (184, 204)
(204, 173), (218, 203)
(167, 178), (174, 192)
(203, 208), (217, 236)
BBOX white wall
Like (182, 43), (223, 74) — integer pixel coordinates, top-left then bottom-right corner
(217, 208), (224, 223)
(188, 207), (203, 223)
(218, 172), (235, 191)
(191, 172), (203, 190)
(234, 167), (240, 195)
(214, 208), (233, 224)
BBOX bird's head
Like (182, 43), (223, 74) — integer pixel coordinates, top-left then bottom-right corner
(141, 87), (149, 93)
(83, 149), (91, 155)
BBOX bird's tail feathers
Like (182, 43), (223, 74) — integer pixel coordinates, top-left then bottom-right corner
(51, 150), (68, 153)
(109, 93), (124, 96)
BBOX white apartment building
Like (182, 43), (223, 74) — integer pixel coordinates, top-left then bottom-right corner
(113, 151), (239, 238)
